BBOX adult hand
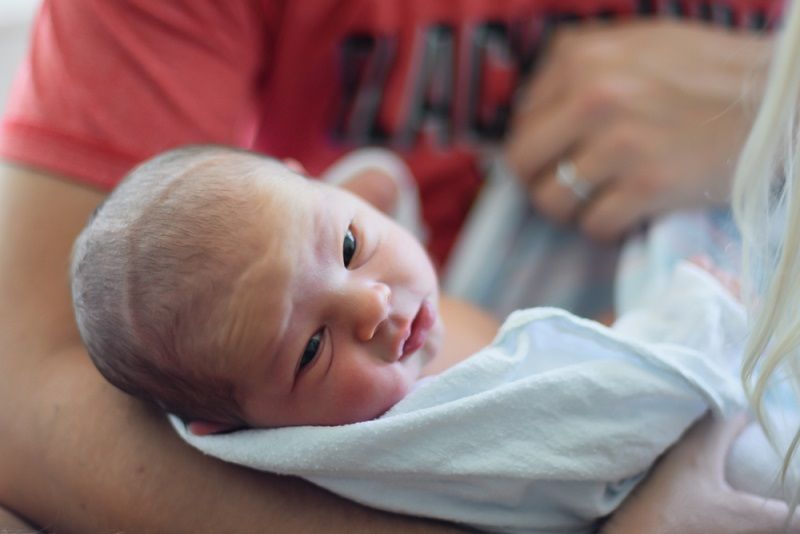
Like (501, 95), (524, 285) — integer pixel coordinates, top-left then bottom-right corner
(604, 413), (798, 534)
(506, 20), (771, 241)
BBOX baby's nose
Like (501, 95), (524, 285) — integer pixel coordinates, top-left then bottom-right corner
(352, 281), (391, 342)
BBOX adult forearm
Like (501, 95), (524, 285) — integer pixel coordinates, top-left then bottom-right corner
(601, 414), (799, 534)
(0, 346), (463, 533)
(605, 495), (798, 534)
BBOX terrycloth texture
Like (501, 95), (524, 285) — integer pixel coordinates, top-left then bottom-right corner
(617, 210), (794, 500)
(172, 263), (748, 533)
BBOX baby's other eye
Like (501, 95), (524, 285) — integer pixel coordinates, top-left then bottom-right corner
(299, 330), (323, 372)
(343, 226), (357, 268)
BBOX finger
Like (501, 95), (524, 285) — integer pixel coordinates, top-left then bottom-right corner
(505, 92), (604, 188)
(689, 255), (714, 271)
(506, 95), (580, 185)
(515, 20), (633, 122)
(688, 257), (742, 297)
(529, 160), (599, 224)
(578, 183), (653, 242)
(514, 25), (582, 119)
(508, 74), (641, 191)
(529, 131), (632, 223)
(515, 48), (566, 119)
(516, 23), (612, 118)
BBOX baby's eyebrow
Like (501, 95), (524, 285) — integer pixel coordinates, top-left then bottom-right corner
(235, 254), (295, 395)
(263, 299), (295, 395)
(312, 194), (334, 257)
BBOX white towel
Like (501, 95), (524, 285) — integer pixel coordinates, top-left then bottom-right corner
(172, 263), (758, 533)
(615, 210), (795, 500)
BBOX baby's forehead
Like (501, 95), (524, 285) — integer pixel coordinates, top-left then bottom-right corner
(219, 158), (320, 249)
(169, 155), (302, 223)
(219, 155), (306, 198)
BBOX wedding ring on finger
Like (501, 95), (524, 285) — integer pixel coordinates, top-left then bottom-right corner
(556, 160), (594, 201)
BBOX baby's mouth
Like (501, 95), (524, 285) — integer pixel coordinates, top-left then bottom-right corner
(401, 299), (436, 359)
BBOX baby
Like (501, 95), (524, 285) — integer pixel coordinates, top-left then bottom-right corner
(71, 145), (492, 435)
(73, 145), (791, 531)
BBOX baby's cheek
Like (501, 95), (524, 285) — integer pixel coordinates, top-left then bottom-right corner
(336, 367), (407, 422)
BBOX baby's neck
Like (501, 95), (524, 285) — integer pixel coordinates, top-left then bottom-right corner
(421, 295), (499, 376)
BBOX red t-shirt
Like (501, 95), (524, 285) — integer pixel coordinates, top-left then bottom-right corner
(0, 0), (778, 264)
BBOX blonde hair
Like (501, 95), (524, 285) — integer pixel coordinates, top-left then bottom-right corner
(732, 0), (800, 507)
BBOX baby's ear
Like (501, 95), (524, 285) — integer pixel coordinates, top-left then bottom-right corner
(283, 158), (308, 175)
(340, 168), (399, 215)
(187, 420), (240, 436)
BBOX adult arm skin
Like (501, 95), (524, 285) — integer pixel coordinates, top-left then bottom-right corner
(0, 504), (33, 531)
(506, 20), (772, 241)
(0, 162), (464, 533)
(605, 414), (800, 534)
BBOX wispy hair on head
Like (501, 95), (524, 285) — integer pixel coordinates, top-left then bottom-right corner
(71, 145), (277, 425)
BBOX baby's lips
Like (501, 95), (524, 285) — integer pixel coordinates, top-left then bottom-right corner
(402, 299), (435, 358)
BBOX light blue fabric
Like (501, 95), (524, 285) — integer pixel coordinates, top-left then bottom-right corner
(616, 209), (741, 314)
(173, 263), (749, 533)
(616, 210), (798, 500)
(444, 158), (619, 320)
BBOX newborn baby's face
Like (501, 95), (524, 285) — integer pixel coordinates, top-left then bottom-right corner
(227, 163), (442, 427)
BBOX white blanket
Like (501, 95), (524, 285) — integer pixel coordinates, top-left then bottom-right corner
(172, 264), (760, 533)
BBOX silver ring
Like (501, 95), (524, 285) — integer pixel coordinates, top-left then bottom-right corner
(556, 160), (593, 201)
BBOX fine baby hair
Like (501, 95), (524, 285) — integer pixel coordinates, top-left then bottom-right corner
(71, 145), (278, 427)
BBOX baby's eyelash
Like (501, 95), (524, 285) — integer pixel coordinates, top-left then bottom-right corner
(343, 224), (357, 268)
(298, 330), (323, 374)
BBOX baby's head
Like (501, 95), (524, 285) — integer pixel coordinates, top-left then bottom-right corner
(71, 146), (442, 433)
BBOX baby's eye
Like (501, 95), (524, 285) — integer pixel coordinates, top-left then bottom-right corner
(299, 330), (323, 372)
(343, 226), (357, 268)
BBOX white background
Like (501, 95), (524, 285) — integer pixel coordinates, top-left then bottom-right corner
(0, 1), (40, 113)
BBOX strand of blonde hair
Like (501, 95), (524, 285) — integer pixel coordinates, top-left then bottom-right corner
(732, 0), (800, 509)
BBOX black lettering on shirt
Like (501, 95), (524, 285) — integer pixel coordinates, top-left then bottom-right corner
(466, 22), (514, 142)
(636, 0), (658, 15)
(664, 0), (688, 17)
(332, 1), (774, 151)
(334, 33), (395, 144)
(749, 9), (768, 30)
(397, 24), (455, 148)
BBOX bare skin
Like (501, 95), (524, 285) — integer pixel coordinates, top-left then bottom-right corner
(506, 20), (772, 241)
(424, 296), (499, 376)
(0, 163), (467, 533)
(604, 413), (800, 534)
(1, 160), (796, 531)
(0, 8), (792, 531)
